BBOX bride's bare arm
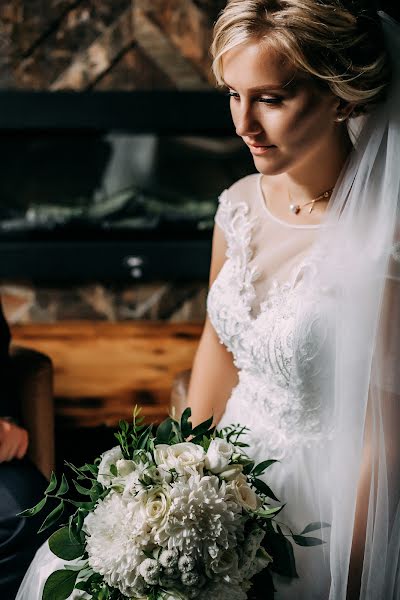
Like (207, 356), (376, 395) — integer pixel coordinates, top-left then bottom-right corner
(186, 222), (238, 429)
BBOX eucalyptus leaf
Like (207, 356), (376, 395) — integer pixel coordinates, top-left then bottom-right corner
(56, 473), (69, 496)
(156, 418), (173, 443)
(252, 459), (278, 477)
(180, 407), (192, 439)
(242, 461), (255, 475)
(38, 501), (65, 533)
(45, 472), (58, 494)
(292, 535), (326, 546)
(191, 415), (213, 437)
(42, 569), (79, 600)
(257, 505), (285, 518)
(17, 496), (47, 518)
(253, 478), (280, 501)
(49, 526), (85, 560)
(73, 480), (93, 496)
(299, 521), (331, 535)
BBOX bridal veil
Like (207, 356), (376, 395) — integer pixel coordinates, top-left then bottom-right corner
(289, 11), (400, 598)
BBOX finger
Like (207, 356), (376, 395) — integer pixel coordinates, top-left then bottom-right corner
(0, 441), (13, 462)
(16, 433), (29, 459)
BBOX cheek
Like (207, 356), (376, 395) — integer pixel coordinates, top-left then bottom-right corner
(280, 98), (333, 149)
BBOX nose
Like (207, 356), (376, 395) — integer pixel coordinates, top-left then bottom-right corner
(234, 102), (263, 138)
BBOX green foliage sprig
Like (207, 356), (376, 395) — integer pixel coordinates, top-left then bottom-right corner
(18, 406), (330, 599)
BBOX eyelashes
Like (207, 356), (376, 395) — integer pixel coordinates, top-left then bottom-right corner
(225, 91), (283, 105)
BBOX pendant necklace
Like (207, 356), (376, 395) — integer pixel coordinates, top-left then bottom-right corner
(288, 188), (333, 215)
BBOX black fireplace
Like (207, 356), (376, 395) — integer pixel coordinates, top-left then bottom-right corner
(0, 91), (255, 282)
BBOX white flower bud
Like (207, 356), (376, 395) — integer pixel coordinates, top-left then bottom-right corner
(139, 558), (160, 585)
(159, 549), (179, 569)
(178, 555), (196, 572)
(181, 570), (200, 587)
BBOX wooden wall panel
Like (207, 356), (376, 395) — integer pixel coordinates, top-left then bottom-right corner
(11, 321), (202, 427)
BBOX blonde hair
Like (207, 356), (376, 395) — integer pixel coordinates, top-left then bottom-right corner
(211, 0), (391, 115)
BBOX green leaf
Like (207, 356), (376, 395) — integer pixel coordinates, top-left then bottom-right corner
(109, 464), (118, 477)
(253, 478), (280, 501)
(42, 569), (79, 600)
(180, 407), (192, 439)
(252, 460), (278, 477)
(257, 505), (285, 519)
(17, 496), (47, 518)
(299, 521), (331, 535)
(38, 500), (65, 533)
(137, 425), (153, 450)
(73, 480), (93, 496)
(55, 474), (69, 496)
(292, 535), (326, 546)
(242, 461), (255, 476)
(156, 418), (173, 443)
(263, 532), (298, 578)
(49, 527), (85, 560)
(45, 472), (58, 494)
(191, 415), (213, 437)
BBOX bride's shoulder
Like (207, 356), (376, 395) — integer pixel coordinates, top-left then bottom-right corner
(218, 172), (260, 209)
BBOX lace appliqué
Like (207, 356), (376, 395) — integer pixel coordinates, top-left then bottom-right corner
(208, 193), (333, 461)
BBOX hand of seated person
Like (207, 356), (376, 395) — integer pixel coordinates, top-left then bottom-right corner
(0, 418), (29, 462)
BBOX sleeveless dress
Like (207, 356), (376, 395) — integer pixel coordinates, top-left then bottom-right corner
(16, 173), (335, 599)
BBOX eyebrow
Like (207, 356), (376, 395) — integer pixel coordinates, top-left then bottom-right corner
(222, 76), (296, 92)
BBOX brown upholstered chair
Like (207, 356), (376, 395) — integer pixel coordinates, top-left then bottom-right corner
(9, 345), (54, 480)
(170, 369), (191, 419)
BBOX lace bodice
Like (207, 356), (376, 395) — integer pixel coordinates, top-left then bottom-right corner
(207, 174), (335, 461)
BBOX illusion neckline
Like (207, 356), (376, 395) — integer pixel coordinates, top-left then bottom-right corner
(257, 174), (324, 230)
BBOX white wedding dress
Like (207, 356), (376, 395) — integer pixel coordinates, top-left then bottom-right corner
(17, 173), (334, 599)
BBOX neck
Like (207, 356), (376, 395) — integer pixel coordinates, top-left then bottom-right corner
(284, 125), (353, 201)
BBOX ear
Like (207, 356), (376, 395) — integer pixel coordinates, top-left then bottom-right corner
(334, 98), (357, 122)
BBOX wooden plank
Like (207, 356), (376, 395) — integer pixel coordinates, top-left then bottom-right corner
(133, 2), (210, 90)
(11, 321), (202, 427)
(94, 44), (174, 90)
(13, 0), (131, 90)
(51, 5), (134, 90)
(145, 0), (215, 86)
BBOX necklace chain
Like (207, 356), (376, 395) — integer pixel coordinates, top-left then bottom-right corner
(288, 188), (333, 215)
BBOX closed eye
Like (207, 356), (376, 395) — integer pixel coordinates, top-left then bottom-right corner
(225, 91), (283, 105)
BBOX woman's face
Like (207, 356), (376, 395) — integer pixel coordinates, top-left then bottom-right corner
(221, 40), (341, 176)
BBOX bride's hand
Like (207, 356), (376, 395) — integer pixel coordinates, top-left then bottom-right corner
(0, 418), (29, 462)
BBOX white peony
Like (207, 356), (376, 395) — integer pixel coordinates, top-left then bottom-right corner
(205, 438), (235, 474)
(83, 491), (151, 597)
(162, 473), (243, 560)
(227, 474), (260, 511)
(97, 446), (123, 486)
(154, 442), (206, 476)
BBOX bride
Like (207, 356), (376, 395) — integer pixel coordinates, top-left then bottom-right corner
(17, 1), (400, 599)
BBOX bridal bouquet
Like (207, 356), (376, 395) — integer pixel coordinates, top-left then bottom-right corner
(22, 407), (327, 600)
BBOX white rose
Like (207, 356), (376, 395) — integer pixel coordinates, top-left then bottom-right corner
(219, 463), (244, 481)
(154, 442), (205, 475)
(116, 458), (136, 478)
(204, 438), (234, 473)
(97, 446), (123, 486)
(228, 474), (260, 511)
(145, 487), (171, 528)
(154, 444), (171, 466)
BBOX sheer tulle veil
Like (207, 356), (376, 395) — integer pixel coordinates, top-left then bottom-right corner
(290, 10), (400, 598)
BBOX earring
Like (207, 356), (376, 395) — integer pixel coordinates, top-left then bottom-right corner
(336, 114), (346, 122)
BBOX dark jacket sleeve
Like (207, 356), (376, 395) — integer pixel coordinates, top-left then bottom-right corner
(0, 299), (15, 418)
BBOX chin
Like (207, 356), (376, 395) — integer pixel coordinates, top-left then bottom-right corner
(253, 155), (289, 177)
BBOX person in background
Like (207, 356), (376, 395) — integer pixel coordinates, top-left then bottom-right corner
(0, 299), (54, 599)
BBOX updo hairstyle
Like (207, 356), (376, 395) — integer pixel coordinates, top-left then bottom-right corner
(211, 0), (392, 116)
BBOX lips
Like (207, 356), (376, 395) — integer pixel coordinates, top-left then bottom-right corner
(247, 143), (276, 156)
